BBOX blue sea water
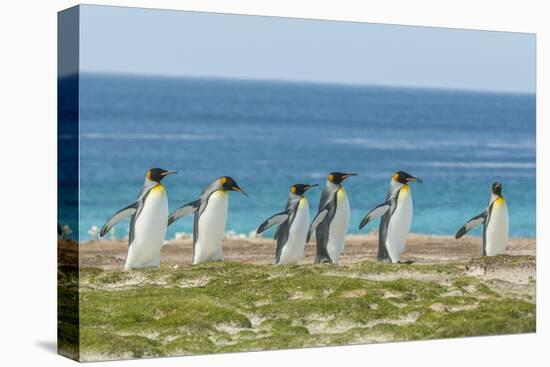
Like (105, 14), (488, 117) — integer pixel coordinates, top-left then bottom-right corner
(73, 73), (535, 241)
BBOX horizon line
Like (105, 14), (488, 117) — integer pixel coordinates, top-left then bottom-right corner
(75, 70), (536, 96)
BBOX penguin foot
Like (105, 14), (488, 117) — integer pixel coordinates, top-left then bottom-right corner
(315, 258), (332, 264)
(398, 260), (415, 265)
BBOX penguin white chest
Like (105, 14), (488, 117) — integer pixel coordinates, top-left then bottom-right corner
(485, 198), (509, 256)
(194, 190), (228, 264)
(327, 188), (350, 264)
(125, 185), (168, 270)
(279, 198), (309, 265)
(386, 185), (413, 263)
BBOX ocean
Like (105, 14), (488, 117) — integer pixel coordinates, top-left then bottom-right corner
(71, 73), (535, 241)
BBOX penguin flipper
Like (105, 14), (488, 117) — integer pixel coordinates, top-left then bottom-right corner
(307, 206), (329, 243)
(100, 202), (139, 237)
(455, 211), (487, 239)
(257, 211), (289, 234)
(359, 201), (391, 229)
(168, 199), (201, 226)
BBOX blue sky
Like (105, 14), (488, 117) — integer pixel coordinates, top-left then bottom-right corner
(79, 5), (535, 93)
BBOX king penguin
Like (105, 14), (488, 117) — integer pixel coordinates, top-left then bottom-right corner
(257, 183), (318, 265)
(100, 168), (177, 270)
(307, 172), (357, 264)
(455, 182), (509, 256)
(359, 171), (422, 263)
(168, 176), (247, 264)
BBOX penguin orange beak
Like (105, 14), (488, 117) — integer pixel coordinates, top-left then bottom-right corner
(161, 170), (177, 176)
(232, 185), (248, 197)
(304, 184), (319, 192)
(406, 176), (423, 183)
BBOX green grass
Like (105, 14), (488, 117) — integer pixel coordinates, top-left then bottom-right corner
(66, 257), (536, 361)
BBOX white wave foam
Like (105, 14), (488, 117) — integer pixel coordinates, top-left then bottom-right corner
(173, 232), (192, 241)
(331, 138), (535, 150)
(418, 161), (536, 169)
(169, 230), (261, 241)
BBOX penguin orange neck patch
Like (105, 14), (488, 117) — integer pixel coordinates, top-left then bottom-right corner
(152, 184), (165, 192)
(494, 196), (505, 205)
(337, 187), (346, 198)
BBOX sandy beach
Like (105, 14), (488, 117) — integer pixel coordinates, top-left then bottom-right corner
(75, 234), (536, 269)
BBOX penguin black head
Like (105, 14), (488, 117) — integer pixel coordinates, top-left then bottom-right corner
(492, 182), (503, 197)
(147, 168), (177, 183)
(392, 171), (423, 184)
(328, 172), (357, 185)
(290, 183), (318, 196)
(220, 176), (248, 196)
